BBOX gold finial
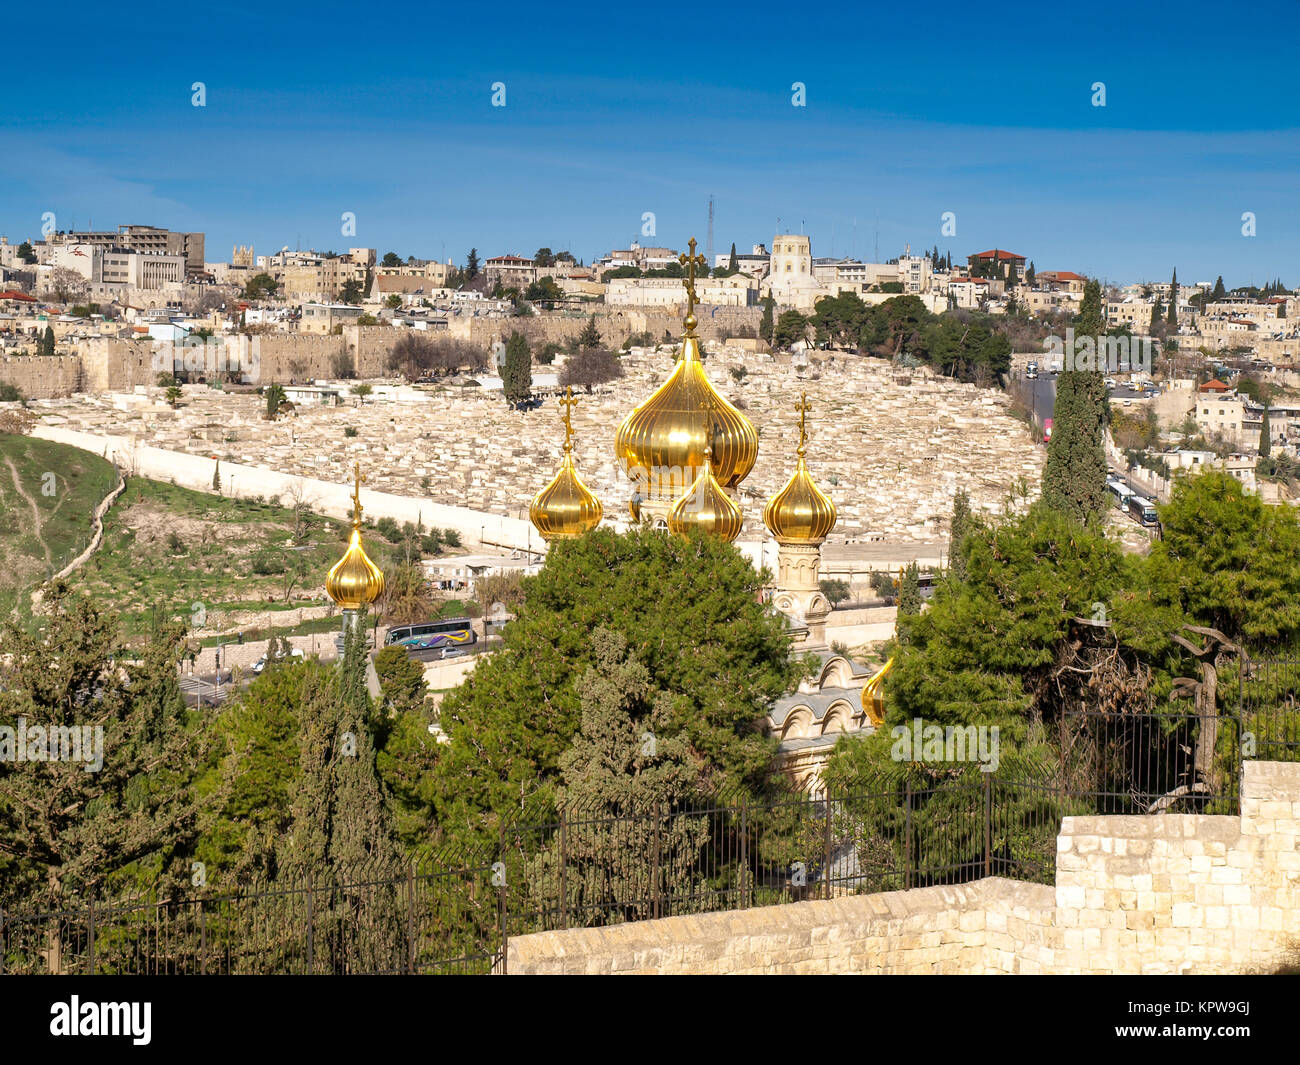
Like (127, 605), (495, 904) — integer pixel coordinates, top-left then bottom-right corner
(795, 392), (810, 458)
(678, 236), (707, 333)
(351, 461), (365, 527)
(559, 386), (578, 454)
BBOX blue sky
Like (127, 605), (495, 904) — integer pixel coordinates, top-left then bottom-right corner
(3, 0), (1297, 285)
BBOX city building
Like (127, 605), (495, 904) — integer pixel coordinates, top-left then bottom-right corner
(47, 225), (205, 275)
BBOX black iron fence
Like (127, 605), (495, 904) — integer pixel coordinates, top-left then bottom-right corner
(4, 682), (1298, 974)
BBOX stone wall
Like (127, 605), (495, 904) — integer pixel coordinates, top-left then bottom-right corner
(505, 761), (1300, 974)
(30, 425), (535, 552)
(0, 355), (83, 398)
(455, 307), (763, 351)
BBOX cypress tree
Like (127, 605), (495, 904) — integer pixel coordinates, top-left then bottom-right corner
(949, 490), (971, 581)
(1260, 405), (1272, 459)
(502, 330), (532, 408)
(897, 562), (922, 622)
(728, 243), (738, 272)
(1041, 368), (1109, 524)
(329, 621), (400, 872)
(1076, 279), (1104, 337)
(1167, 268), (1178, 329)
(1212, 275), (1226, 299)
(759, 294), (775, 343)
(577, 314), (602, 349)
(41, 325), (55, 357)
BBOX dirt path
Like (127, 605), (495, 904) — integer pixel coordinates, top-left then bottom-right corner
(28, 471), (127, 612)
(5, 454), (51, 570)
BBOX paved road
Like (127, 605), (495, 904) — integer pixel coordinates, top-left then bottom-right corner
(180, 673), (235, 708)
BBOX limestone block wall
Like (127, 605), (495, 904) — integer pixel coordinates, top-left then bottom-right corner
(0, 355), (83, 398)
(505, 880), (1054, 975)
(505, 761), (1300, 974)
(1052, 760), (1300, 974)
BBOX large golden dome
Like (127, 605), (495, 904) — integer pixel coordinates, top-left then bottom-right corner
(531, 388), (603, 540)
(614, 239), (757, 515)
(327, 464), (386, 611)
(763, 393), (837, 545)
(667, 445), (744, 542)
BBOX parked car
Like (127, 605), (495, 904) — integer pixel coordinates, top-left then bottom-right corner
(252, 647), (305, 674)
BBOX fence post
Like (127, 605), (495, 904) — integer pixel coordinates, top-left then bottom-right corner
(739, 801), (748, 910)
(498, 822), (508, 976)
(982, 773), (992, 878)
(87, 895), (95, 976)
(903, 777), (913, 890)
(406, 863), (416, 975)
(0, 906), (4, 975)
(199, 900), (207, 976)
(559, 803), (568, 931)
(305, 873), (314, 976)
(823, 794), (833, 900)
(652, 801), (662, 921)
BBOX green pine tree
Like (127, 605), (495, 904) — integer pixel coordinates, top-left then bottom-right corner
(0, 584), (215, 924)
(1212, 276), (1226, 299)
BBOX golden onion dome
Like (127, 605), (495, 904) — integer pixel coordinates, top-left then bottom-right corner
(763, 393), (837, 545)
(530, 388), (603, 540)
(667, 444), (744, 542)
(614, 238), (757, 511)
(326, 463), (386, 611)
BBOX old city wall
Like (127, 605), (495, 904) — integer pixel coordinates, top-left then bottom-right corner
(505, 761), (1300, 974)
(0, 355), (84, 399)
(454, 307), (764, 350)
(7, 311), (764, 399)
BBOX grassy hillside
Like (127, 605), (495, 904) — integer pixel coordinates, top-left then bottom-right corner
(78, 478), (359, 639)
(0, 434), (118, 620)
(4, 441), (464, 640)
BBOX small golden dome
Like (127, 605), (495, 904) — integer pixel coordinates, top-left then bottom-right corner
(763, 393), (837, 545)
(531, 388), (603, 540)
(327, 464), (386, 611)
(667, 445), (744, 542)
(614, 238), (757, 512)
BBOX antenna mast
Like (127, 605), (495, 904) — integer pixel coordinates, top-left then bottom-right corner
(706, 195), (715, 266)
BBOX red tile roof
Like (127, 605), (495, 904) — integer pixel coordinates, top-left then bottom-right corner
(971, 249), (1026, 261)
(0, 290), (37, 302)
(1199, 378), (1231, 392)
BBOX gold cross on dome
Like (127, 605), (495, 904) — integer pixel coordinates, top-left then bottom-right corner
(795, 392), (810, 456)
(559, 386), (578, 452)
(679, 236), (707, 318)
(351, 462), (365, 524)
